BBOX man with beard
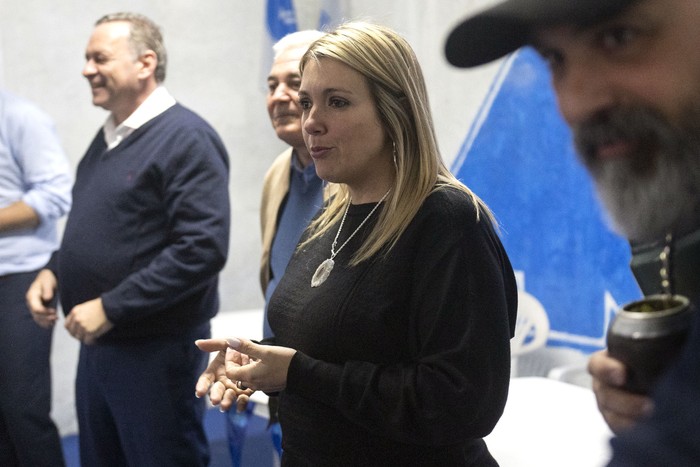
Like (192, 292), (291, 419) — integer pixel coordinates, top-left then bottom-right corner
(445, 0), (700, 464)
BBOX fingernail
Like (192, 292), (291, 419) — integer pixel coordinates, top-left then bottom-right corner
(226, 337), (241, 349)
(195, 392), (200, 399)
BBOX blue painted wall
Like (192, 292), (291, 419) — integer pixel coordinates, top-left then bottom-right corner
(454, 48), (641, 351)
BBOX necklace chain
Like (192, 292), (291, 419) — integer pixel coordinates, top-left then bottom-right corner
(330, 190), (391, 260)
(311, 189), (391, 287)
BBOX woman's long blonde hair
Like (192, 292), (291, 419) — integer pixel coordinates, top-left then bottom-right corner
(299, 21), (495, 265)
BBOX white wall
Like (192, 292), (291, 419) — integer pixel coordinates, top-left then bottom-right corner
(0, 0), (502, 313)
(1, 0), (503, 435)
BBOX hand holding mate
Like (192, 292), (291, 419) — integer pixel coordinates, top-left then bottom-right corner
(588, 350), (654, 434)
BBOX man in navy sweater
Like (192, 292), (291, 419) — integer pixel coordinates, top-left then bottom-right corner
(446, 0), (700, 464)
(26, 12), (230, 466)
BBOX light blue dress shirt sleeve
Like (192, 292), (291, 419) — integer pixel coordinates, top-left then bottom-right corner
(0, 90), (72, 274)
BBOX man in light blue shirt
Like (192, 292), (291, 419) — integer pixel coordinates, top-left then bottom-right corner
(260, 30), (327, 339)
(0, 88), (72, 466)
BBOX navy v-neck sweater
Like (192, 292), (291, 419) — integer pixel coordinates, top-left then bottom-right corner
(57, 104), (230, 342)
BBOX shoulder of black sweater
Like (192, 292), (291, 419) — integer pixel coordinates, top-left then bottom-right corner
(419, 185), (483, 226)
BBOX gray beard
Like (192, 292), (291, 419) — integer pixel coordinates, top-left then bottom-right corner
(591, 155), (700, 242)
(574, 106), (700, 243)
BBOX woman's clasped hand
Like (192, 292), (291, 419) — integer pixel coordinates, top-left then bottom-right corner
(195, 337), (296, 412)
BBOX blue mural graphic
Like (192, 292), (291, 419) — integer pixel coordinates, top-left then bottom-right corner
(266, 0), (298, 41)
(453, 47), (641, 352)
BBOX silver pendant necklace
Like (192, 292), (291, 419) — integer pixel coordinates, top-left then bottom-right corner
(311, 190), (390, 287)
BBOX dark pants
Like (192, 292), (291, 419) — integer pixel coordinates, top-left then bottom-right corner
(75, 325), (210, 467)
(0, 271), (65, 467)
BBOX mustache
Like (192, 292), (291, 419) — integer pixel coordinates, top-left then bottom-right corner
(574, 103), (700, 242)
(573, 106), (670, 165)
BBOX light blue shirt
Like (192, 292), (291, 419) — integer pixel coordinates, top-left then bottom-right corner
(263, 151), (324, 338)
(0, 90), (72, 275)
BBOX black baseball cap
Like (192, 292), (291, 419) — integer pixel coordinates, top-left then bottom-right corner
(445, 0), (640, 68)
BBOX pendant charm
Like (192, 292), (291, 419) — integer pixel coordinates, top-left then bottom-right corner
(311, 258), (335, 287)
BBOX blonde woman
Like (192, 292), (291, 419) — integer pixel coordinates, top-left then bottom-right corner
(197, 22), (517, 466)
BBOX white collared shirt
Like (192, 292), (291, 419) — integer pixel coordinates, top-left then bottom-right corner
(103, 86), (177, 150)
